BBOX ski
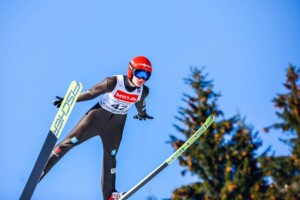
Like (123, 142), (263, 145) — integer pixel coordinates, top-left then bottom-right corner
(20, 81), (83, 200)
(120, 115), (215, 200)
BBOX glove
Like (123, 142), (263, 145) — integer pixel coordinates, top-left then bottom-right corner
(133, 113), (154, 120)
(52, 96), (63, 108)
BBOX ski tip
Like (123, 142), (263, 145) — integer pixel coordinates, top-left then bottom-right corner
(71, 80), (83, 88)
(207, 115), (215, 123)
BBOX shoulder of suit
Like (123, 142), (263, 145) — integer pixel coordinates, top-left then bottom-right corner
(142, 85), (149, 94)
(106, 76), (118, 92)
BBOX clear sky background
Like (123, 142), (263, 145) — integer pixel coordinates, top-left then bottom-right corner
(1, 1), (300, 200)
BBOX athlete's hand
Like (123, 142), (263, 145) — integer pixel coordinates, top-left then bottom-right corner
(53, 96), (64, 108)
(133, 114), (154, 120)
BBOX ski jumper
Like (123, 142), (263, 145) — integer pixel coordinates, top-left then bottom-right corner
(40, 75), (149, 200)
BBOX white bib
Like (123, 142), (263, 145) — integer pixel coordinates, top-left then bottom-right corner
(98, 75), (143, 114)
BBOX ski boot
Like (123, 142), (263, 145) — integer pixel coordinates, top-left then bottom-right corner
(109, 192), (126, 200)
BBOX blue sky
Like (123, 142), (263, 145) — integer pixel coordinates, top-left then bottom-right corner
(1, 1), (300, 199)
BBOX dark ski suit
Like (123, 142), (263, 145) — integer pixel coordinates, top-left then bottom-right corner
(39, 75), (150, 200)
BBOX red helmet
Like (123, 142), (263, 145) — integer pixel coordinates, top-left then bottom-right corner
(128, 56), (152, 80)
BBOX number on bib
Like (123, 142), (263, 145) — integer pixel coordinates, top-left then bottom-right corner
(111, 104), (128, 111)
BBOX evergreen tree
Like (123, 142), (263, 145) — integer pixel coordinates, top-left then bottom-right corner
(263, 65), (300, 199)
(170, 67), (268, 200)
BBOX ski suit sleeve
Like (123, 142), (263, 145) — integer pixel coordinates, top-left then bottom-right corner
(76, 76), (117, 102)
(135, 85), (149, 116)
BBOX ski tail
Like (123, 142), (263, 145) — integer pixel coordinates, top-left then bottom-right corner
(20, 81), (83, 200)
(120, 115), (215, 200)
(20, 132), (57, 200)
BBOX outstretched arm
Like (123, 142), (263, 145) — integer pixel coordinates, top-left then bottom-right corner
(76, 76), (117, 102)
(53, 77), (117, 107)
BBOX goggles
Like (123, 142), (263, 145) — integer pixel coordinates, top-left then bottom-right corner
(133, 70), (151, 80)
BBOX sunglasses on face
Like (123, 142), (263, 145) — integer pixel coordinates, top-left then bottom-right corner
(133, 70), (151, 80)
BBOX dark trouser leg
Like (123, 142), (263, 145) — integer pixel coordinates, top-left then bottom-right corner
(40, 104), (112, 181)
(100, 114), (127, 200)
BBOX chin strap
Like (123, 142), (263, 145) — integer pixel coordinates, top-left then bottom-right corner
(128, 79), (135, 87)
(124, 76), (138, 90)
